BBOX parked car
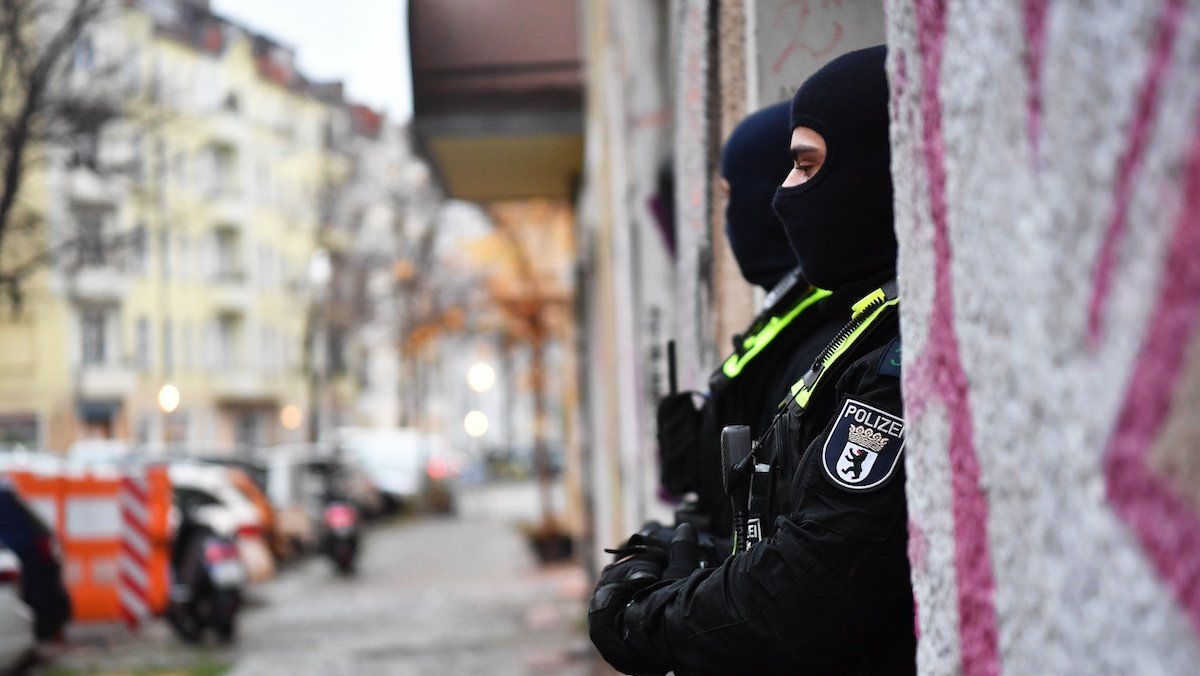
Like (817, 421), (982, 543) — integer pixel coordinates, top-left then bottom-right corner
(166, 463), (275, 584)
(265, 444), (383, 557)
(65, 439), (131, 469)
(0, 549), (33, 672)
(0, 481), (71, 641)
(0, 450), (63, 475)
(336, 429), (458, 513)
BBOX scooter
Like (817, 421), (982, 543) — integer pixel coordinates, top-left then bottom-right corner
(321, 501), (359, 575)
(167, 510), (246, 643)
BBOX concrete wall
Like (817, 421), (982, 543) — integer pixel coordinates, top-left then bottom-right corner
(578, 0), (677, 566)
(888, 1), (1200, 672)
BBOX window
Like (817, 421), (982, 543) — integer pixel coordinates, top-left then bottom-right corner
(215, 230), (241, 280)
(75, 129), (101, 170)
(162, 319), (173, 374)
(130, 134), (144, 182)
(177, 235), (190, 280)
(81, 308), (106, 366)
(212, 147), (237, 196)
(218, 316), (240, 369)
(182, 322), (193, 371)
(173, 151), (186, 190)
(135, 317), (150, 372)
(132, 223), (148, 274)
(76, 208), (105, 266)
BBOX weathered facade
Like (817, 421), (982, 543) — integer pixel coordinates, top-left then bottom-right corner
(889, 1), (1200, 672)
(579, 2), (1200, 671)
(576, 0), (886, 565)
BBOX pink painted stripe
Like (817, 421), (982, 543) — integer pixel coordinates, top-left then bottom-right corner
(1023, 0), (1049, 156)
(909, 0), (1002, 673)
(1087, 0), (1185, 342)
(1104, 112), (1200, 636)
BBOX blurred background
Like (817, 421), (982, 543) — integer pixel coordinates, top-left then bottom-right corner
(0, 0), (885, 673)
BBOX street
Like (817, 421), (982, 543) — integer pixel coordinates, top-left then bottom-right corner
(44, 482), (612, 676)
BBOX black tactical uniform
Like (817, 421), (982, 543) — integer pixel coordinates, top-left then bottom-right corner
(625, 281), (910, 675)
(660, 273), (835, 533)
(589, 46), (914, 675)
(658, 103), (834, 533)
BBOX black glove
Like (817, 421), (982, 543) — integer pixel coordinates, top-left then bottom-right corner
(603, 521), (673, 562)
(588, 549), (665, 675)
(661, 523), (701, 581)
(656, 392), (703, 496)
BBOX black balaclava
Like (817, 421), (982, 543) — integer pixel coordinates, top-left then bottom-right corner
(771, 45), (896, 291)
(721, 102), (796, 290)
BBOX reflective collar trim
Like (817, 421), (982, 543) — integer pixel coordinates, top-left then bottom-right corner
(790, 283), (899, 409)
(721, 287), (832, 379)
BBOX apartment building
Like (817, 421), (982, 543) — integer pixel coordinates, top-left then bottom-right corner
(0, 0), (389, 453)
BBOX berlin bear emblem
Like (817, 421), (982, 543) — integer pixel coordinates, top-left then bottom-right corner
(822, 399), (905, 491)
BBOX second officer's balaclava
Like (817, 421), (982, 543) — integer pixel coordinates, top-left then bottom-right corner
(721, 102), (796, 290)
(771, 45), (896, 291)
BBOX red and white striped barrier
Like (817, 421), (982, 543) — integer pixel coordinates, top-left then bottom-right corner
(117, 471), (152, 630)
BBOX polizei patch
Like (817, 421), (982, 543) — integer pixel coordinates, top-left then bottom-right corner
(822, 398), (905, 491)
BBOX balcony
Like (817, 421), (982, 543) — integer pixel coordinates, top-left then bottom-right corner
(211, 368), (279, 405)
(77, 362), (137, 400)
(210, 270), (251, 314)
(70, 265), (131, 303)
(209, 110), (245, 149)
(211, 191), (247, 228)
(67, 166), (116, 205)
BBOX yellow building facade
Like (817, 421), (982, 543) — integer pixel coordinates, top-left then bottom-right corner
(0, 1), (350, 453)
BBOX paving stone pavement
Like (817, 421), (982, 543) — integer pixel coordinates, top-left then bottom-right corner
(40, 481), (615, 676)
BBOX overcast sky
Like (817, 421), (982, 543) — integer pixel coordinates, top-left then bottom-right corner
(211, 0), (413, 121)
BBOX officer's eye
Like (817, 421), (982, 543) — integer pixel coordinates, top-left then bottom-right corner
(795, 162), (813, 176)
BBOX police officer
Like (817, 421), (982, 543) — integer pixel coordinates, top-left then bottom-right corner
(589, 46), (913, 675)
(656, 102), (834, 536)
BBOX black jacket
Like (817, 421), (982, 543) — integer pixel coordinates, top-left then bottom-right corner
(625, 285), (914, 675)
(661, 276), (838, 532)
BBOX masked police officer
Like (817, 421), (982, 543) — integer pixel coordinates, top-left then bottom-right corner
(589, 46), (914, 675)
(656, 101), (835, 537)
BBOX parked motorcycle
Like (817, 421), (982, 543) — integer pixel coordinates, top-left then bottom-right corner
(320, 501), (360, 575)
(166, 508), (246, 643)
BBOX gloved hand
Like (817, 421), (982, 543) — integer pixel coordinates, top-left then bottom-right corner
(661, 522), (701, 581)
(603, 520), (673, 563)
(588, 547), (665, 674)
(656, 392), (704, 496)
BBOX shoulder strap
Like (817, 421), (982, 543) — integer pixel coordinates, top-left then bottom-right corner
(790, 281), (899, 409)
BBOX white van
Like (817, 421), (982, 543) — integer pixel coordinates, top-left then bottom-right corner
(336, 429), (428, 504)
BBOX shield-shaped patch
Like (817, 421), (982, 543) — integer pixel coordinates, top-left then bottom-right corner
(822, 398), (905, 491)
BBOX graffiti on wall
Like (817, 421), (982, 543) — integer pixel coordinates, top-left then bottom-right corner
(889, 0), (1200, 673)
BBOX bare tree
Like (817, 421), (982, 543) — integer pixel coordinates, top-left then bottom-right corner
(0, 0), (125, 306)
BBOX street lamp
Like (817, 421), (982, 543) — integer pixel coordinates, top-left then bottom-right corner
(467, 362), (496, 393)
(157, 383), (180, 447)
(463, 410), (489, 438)
(157, 383), (180, 414)
(280, 404), (303, 431)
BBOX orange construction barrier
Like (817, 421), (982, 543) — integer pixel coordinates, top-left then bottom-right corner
(7, 467), (171, 623)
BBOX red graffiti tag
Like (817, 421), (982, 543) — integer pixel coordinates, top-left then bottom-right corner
(1103, 110), (1200, 637)
(1087, 0), (1184, 343)
(771, 0), (845, 74)
(906, 1), (1002, 674)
